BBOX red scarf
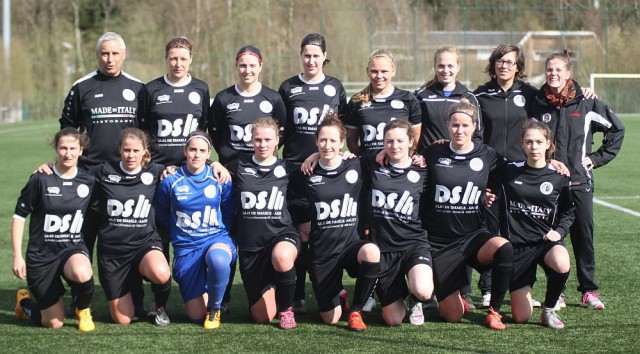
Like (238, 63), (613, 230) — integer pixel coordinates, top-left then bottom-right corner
(544, 79), (577, 107)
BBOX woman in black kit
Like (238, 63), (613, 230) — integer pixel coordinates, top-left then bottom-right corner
(226, 117), (299, 330)
(491, 120), (574, 329)
(279, 33), (348, 314)
(93, 128), (172, 326)
(13, 128), (96, 332)
(529, 50), (624, 310)
(422, 99), (513, 330)
(302, 115), (380, 332)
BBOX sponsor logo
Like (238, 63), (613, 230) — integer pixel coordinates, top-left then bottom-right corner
(107, 196), (151, 218)
(158, 94), (170, 103)
(293, 105), (330, 125)
(63, 181), (72, 186)
(230, 124), (253, 142)
(47, 187), (60, 195)
(244, 167), (258, 175)
(177, 185), (189, 193)
(227, 102), (240, 111)
(157, 115), (199, 138)
(363, 122), (387, 142)
(291, 87), (303, 94)
(176, 207), (219, 228)
(108, 175), (121, 183)
(310, 175), (322, 183)
(241, 187), (284, 210)
(372, 189), (414, 215)
(44, 210), (84, 233)
(316, 194), (357, 220)
(438, 158), (451, 166)
(434, 182), (481, 205)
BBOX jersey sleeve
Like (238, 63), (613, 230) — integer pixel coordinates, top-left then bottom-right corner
(13, 174), (42, 220)
(210, 93), (225, 154)
(219, 180), (235, 230)
(59, 84), (82, 129)
(343, 98), (359, 129)
(337, 83), (348, 118)
(199, 85), (212, 132)
(554, 180), (575, 238)
(588, 99), (625, 168)
(272, 94), (287, 145)
(407, 94), (422, 126)
(136, 84), (149, 128)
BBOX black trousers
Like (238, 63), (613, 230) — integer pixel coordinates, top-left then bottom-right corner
(570, 187), (598, 294)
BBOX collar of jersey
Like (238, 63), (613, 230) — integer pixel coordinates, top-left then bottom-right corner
(164, 74), (192, 87)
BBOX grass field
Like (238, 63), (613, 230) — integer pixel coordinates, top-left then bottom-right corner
(0, 117), (638, 353)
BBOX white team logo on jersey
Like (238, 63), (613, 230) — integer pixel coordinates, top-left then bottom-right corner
(158, 95), (170, 103)
(259, 101), (273, 113)
(407, 170), (420, 183)
(177, 185), (189, 193)
(542, 113), (552, 123)
(274, 166), (286, 178)
(291, 87), (303, 95)
(189, 92), (201, 105)
(77, 184), (89, 198)
(310, 175), (322, 184)
(513, 95), (526, 107)
(345, 170), (359, 184)
(469, 158), (483, 171)
(324, 85), (336, 97)
(437, 158), (451, 166)
(47, 187), (61, 195)
(391, 100), (404, 109)
(204, 185), (217, 198)
(540, 182), (553, 195)
(108, 174), (121, 183)
(227, 103), (240, 111)
(141, 172), (154, 185)
(122, 89), (136, 101)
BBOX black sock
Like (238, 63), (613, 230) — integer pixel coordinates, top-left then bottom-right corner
(489, 243), (513, 312)
(545, 268), (570, 308)
(294, 242), (309, 301)
(275, 268), (296, 312)
(151, 277), (172, 309)
(351, 261), (380, 311)
(222, 258), (236, 304)
(20, 298), (42, 325)
(69, 277), (95, 310)
(131, 276), (144, 311)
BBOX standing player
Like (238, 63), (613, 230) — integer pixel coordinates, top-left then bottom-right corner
(363, 119), (432, 327)
(155, 131), (236, 330)
(303, 115), (380, 332)
(422, 99), (513, 330)
(92, 128), (172, 326)
(58, 31), (147, 317)
(12, 128), (96, 332)
(493, 120), (574, 329)
(211, 45), (286, 165)
(279, 33), (348, 314)
(529, 50), (624, 309)
(227, 117), (299, 329)
(415, 45), (481, 309)
(345, 49), (421, 155)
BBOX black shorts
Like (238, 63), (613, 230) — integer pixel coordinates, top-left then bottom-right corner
(510, 240), (566, 292)
(98, 240), (163, 300)
(309, 240), (370, 312)
(376, 244), (432, 307)
(27, 247), (89, 310)
(431, 228), (496, 301)
(287, 172), (312, 225)
(239, 232), (301, 306)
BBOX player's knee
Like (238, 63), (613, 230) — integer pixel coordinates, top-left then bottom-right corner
(412, 286), (433, 302)
(43, 319), (64, 329)
(111, 312), (132, 325)
(512, 310), (531, 324)
(439, 308), (463, 323)
(382, 311), (404, 326)
(359, 244), (380, 263)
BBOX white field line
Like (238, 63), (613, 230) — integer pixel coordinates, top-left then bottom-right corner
(593, 197), (640, 217)
(0, 123), (55, 135)
(596, 196), (640, 200)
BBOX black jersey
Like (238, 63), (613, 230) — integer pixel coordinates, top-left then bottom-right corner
(345, 87), (421, 154)
(304, 158), (362, 259)
(363, 157), (428, 251)
(496, 162), (575, 245)
(210, 84), (286, 165)
(227, 156), (295, 251)
(474, 79), (537, 161)
(144, 75), (210, 165)
(423, 143), (504, 243)
(13, 167), (95, 265)
(279, 75), (347, 162)
(93, 161), (164, 256)
(59, 70), (147, 165)
(415, 81), (481, 153)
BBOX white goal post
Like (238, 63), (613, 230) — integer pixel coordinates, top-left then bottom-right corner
(589, 73), (640, 93)
(589, 73), (640, 115)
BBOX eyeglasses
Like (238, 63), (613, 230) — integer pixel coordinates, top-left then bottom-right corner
(496, 59), (517, 67)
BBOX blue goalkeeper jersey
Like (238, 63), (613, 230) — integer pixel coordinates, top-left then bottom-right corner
(156, 164), (234, 257)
